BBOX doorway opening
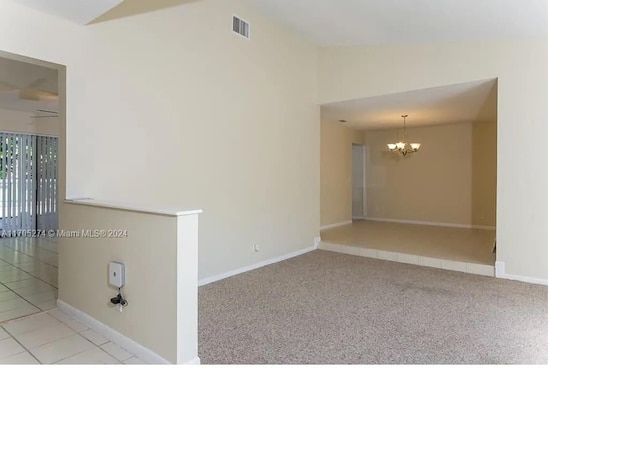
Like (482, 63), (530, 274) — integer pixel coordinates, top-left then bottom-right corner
(351, 143), (365, 220)
(0, 52), (60, 322)
(320, 79), (498, 276)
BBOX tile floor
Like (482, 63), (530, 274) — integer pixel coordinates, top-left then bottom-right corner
(0, 236), (146, 364)
(320, 220), (496, 276)
(0, 308), (146, 364)
(0, 236), (59, 322)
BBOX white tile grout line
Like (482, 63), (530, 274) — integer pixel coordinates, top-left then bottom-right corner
(0, 236), (59, 256)
(0, 281), (56, 314)
(0, 239), (58, 313)
(44, 311), (124, 364)
(0, 323), (42, 364)
(0, 239), (59, 269)
(0, 310), (137, 364)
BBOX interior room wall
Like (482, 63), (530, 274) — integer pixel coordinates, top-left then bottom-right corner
(0, 108), (56, 134)
(0, 108), (33, 133)
(0, 0), (320, 283)
(351, 144), (365, 218)
(472, 121), (497, 227)
(1, 0), (546, 287)
(364, 122), (473, 226)
(34, 116), (59, 136)
(318, 40), (547, 281)
(59, 202), (199, 364)
(320, 117), (364, 227)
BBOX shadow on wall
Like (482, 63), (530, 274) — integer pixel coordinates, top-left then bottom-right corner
(471, 83), (497, 228)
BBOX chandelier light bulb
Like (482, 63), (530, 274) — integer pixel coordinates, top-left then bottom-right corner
(386, 115), (421, 158)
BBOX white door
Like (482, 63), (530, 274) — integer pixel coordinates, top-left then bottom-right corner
(351, 144), (365, 219)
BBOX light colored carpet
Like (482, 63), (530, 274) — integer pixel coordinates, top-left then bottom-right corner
(198, 251), (547, 364)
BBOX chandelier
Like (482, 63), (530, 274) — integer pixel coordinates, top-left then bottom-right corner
(387, 114), (421, 158)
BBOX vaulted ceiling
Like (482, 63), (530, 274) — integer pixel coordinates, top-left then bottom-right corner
(321, 79), (497, 131)
(10, 0), (547, 43)
(3, 1), (535, 121)
(90, 0), (202, 24)
(9, 0), (202, 25)
(13, 0), (125, 25)
(242, 0), (547, 46)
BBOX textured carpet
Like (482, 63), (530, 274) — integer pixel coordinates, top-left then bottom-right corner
(198, 251), (547, 364)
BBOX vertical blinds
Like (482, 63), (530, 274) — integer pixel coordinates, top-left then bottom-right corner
(0, 132), (58, 236)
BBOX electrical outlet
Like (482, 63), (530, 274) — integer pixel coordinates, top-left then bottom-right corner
(253, 243), (260, 252)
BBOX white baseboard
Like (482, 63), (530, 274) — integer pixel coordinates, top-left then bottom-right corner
(320, 220), (353, 230)
(56, 299), (176, 364)
(199, 245), (317, 286)
(362, 217), (495, 230)
(182, 357), (201, 365)
(495, 261), (548, 285)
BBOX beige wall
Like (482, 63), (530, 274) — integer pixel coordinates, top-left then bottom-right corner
(0, 0), (320, 283)
(0, 108), (36, 133)
(472, 121), (497, 227)
(0, 108), (58, 135)
(0, 3), (546, 306)
(59, 202), (199, 363)
(319, 40), (547, 280)
(35, 116), (58, 136)
(320, 117), (364, 226)
(0, 0), (319, 360)
(365, 123), (473, 225)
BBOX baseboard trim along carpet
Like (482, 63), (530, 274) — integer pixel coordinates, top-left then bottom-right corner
(198, 245), (317, 286)
(319, 241), (495, 277)
(363, 217), (495, 231)
(320, 220), (353, 230)
(495, 261), (548, 285)
(56, 299), (179, 365)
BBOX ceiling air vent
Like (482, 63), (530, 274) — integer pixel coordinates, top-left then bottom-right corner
(233, 16), (250, 39)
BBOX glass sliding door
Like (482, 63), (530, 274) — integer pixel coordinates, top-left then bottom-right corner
(0, 132), (58, 237)
(35, 136), (58, 232)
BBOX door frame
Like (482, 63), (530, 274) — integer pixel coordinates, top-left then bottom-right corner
(351, 143), (366, 220)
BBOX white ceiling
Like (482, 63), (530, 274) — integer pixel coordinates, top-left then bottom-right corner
(321, 79), (497, 131)
(242, 0), (547, 46)
(12, 0), (124, 25)
(0, 56), (58, 114)
(11, 0), (204, 25)
(90, 0), (203, 23)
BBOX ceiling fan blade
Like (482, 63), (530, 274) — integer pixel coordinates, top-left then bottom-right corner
(20, 88), (58, 101)
(32, 109), (59, 118)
